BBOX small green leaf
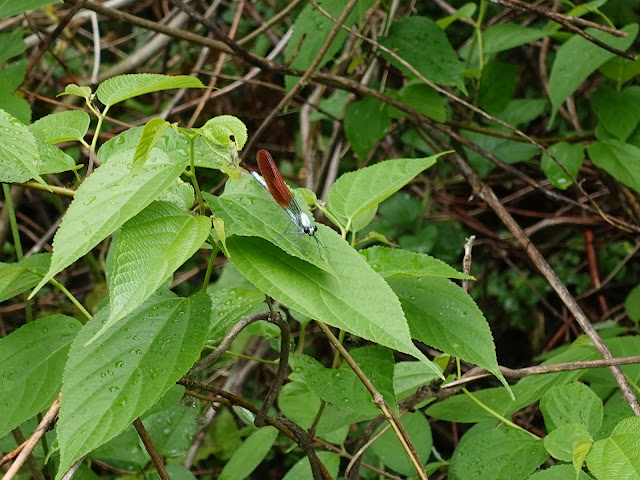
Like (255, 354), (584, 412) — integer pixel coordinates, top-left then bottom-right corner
(599, 56), (640, 84)
(540, 382), (603, 434)
(0, 31), (25, 66)
(0, 92), (31, 124)
(58, 84), (92, 102)
(544, 423), (592, 462)
(101, 201), (211, 340)
(0, 253), (50, 302)
(587, 139), (640, 194)
(573, 439), (592, 473)
(199, 115), (247, 150)
(36, 139), (77, 175)
(55, 292), (211, 479)
(397, 82), (446, 122)
(143, 399), (199, 458)
(379, 16), (463, 87)
(30, 148), (189, 298)
(30, 110), (91, 144)
(437, 3), (477, 30)
(587, 417), (640, 480)
(327, 154), (444, 231)
(282, 451), (340, 480)
(343, 96), (391, 160)
(478, 61), (518, 114)
(482, 23), (549, 55)
(625, 284), (640, 323)
(450, 422), (548, 480)
(540, 142), (584, 190)
(207, 288), (265, 344)
(549, 24), (638, 122)
(0, 59), (26, 93)
(592, 84), (640, 141)
(389, 276), (510, 393)
(156, 178), (195, 210)
(132, 118), (170, 170)
(0, 108), (46, 185)
(218, 426), (279, 480)
(0, 0), (60, 19)
(361, 245), (473, 280)
(96, 74), (206, 108)
(0, 315), (81, 439)
(394, 361), (442, 400)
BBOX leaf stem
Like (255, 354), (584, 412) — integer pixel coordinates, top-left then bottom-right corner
(187, 133), (205, 215)
(49, 279), (92, 322)
(201, 241), (218, 293)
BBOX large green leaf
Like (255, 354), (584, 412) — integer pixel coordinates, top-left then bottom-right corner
(30, 147), (189, 297)
(0, 108), (45, 185)
(96, 74), (206, 108)
(539, 382), (603, 435)
(0, 31), (26, 66)
(588, 139), (640, 194)
(285, 0), (376, 89)
(218, 426), (279, 480)
(0, 315), (81, 438)
(361, 246), (473, 280)
(388, 276), (509, 391)
(55, 292), (211, 479)
(29, 110), (91, 144)
(450, 422), (548, 480)
(587, 417), (640, 480)
(207, 288), (265, 344)
(549, 23), (638, 122)
(326, 155), (443, 231)
(0, 253), (50, 302)
(203, 178), (333, 275)
(221, 234), (438, 370)
(379, 16), (463, 87)
(591, 84), (640, 142)
(343, 96), (391, 160)
(102, 201), (211, 340)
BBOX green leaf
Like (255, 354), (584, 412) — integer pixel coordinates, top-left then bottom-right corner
(58, 84), (92, 101)
(397, 82), (446, 122)
(587, 417), (640, 480)
(528, 464), (592, 480)
(150, 464), (197, 480)
(393, 361), (442, 400)
(30, 110), (91, 144)
(36, 139), (77, 175)
(549, 24), (638, 122)
(143, 399), (199, 458)
(539, 382), (603, 435)
(96, 74), (206, 108)
(196, 116), (247, 180)
(203, 178), (333, 275)
(218, 426), (279, 480)
(0, 253), (50, 302)
(223, 235), (437, 369)
(379, 16), (463, 87)
(30, 147), (189, 298)
(55, 292), (211, 479)
(0, 92), (31, 125)
(102, 201), (211, 340)
(574, 439), (592, 473)
(326, 155), (443, 231)
(371, 411), (432, 476)
(599, 57), (640, 84)
(437, 3), (477, 30)
(207, 288), (265, 344)
(361, 245), (473, 280)
(450, 422), (548, 480)
(132, 118), (170, 170)
(462, 129), (539, 177)
(540, 142), (584, 190)
(625, 284), (640, 323)
(351, 346), (398, 412)
(587, 139), (640, 194)
(592, 84), (640, 141)
(0, 315), (81, 439)
(389, 276), (509, 391)
(0, 59), (26, 93)
(156, 177), (195, 210)
(0, 0), (59, 18)
(0, 31), (25, 66)
(285, 0), (376, 90)
(87, 425), (148, 471)
(343, 96), (391, 160)
(478, 61), (518, 114)
(282, 451), (340, 480)
(543, 423), (592, 462)
(0, 108), (46, 185)
(482, 23), (549, 55)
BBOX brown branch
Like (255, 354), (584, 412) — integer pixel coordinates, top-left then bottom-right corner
(133, 418), (169, 480)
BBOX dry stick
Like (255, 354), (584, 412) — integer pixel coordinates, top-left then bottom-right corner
(241, 0), (363, 158)
(3, 396), (60, 480)
(9, 429), (45, 480)
(462, 235), (476, 292)
(133, 418), (169, 480)
(316, 322), (429, 480)
(237, 0), (304, 46)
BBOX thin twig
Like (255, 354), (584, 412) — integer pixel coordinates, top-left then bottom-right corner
(133, 418), (169, 480)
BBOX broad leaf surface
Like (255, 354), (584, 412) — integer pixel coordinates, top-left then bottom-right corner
(282, 451), (340, 480)
(203, 177), (333, 275)
(625, 284), (640, 323)
(207, 288), (265, 344)
(143, 399), (199, 458)
(29, 110), (91, 144)
(0, 315), (81, 438)
(588, 139), (640, 194)
(388, 276), (509, 390)
(361, 245), (473, 280)
(103, 201), (211, 339)
(0, 31), (25, 66)
(543, 423), (592, 462)
(223, 235), (437, 368)
(31, 148), (189, 297)
(132, 118), (170, 170)
(450, 422), (548, 480)
(539, 382), (603, 434)
(96, 74), (206, 107)
(343, 96), (391, 160)
(591, 85), (640, 141)
(549, 24), (638, 122)
(0, 108), (45, 184)
(0, 0), (59, 18)
(36, 139), (76, 175)
(218, 426), (279, 480)
(587, 417), (640, 480)
(528, 464), (592, 480)
(379, 16), (463, 87)
(0, 253), (50, 302)
(327, 155), (442, 230)
(482, 23), (549, 54)
(394, 361), (442, 400)
(56, 292), (211, 479)
(540, 142), (584, 190)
